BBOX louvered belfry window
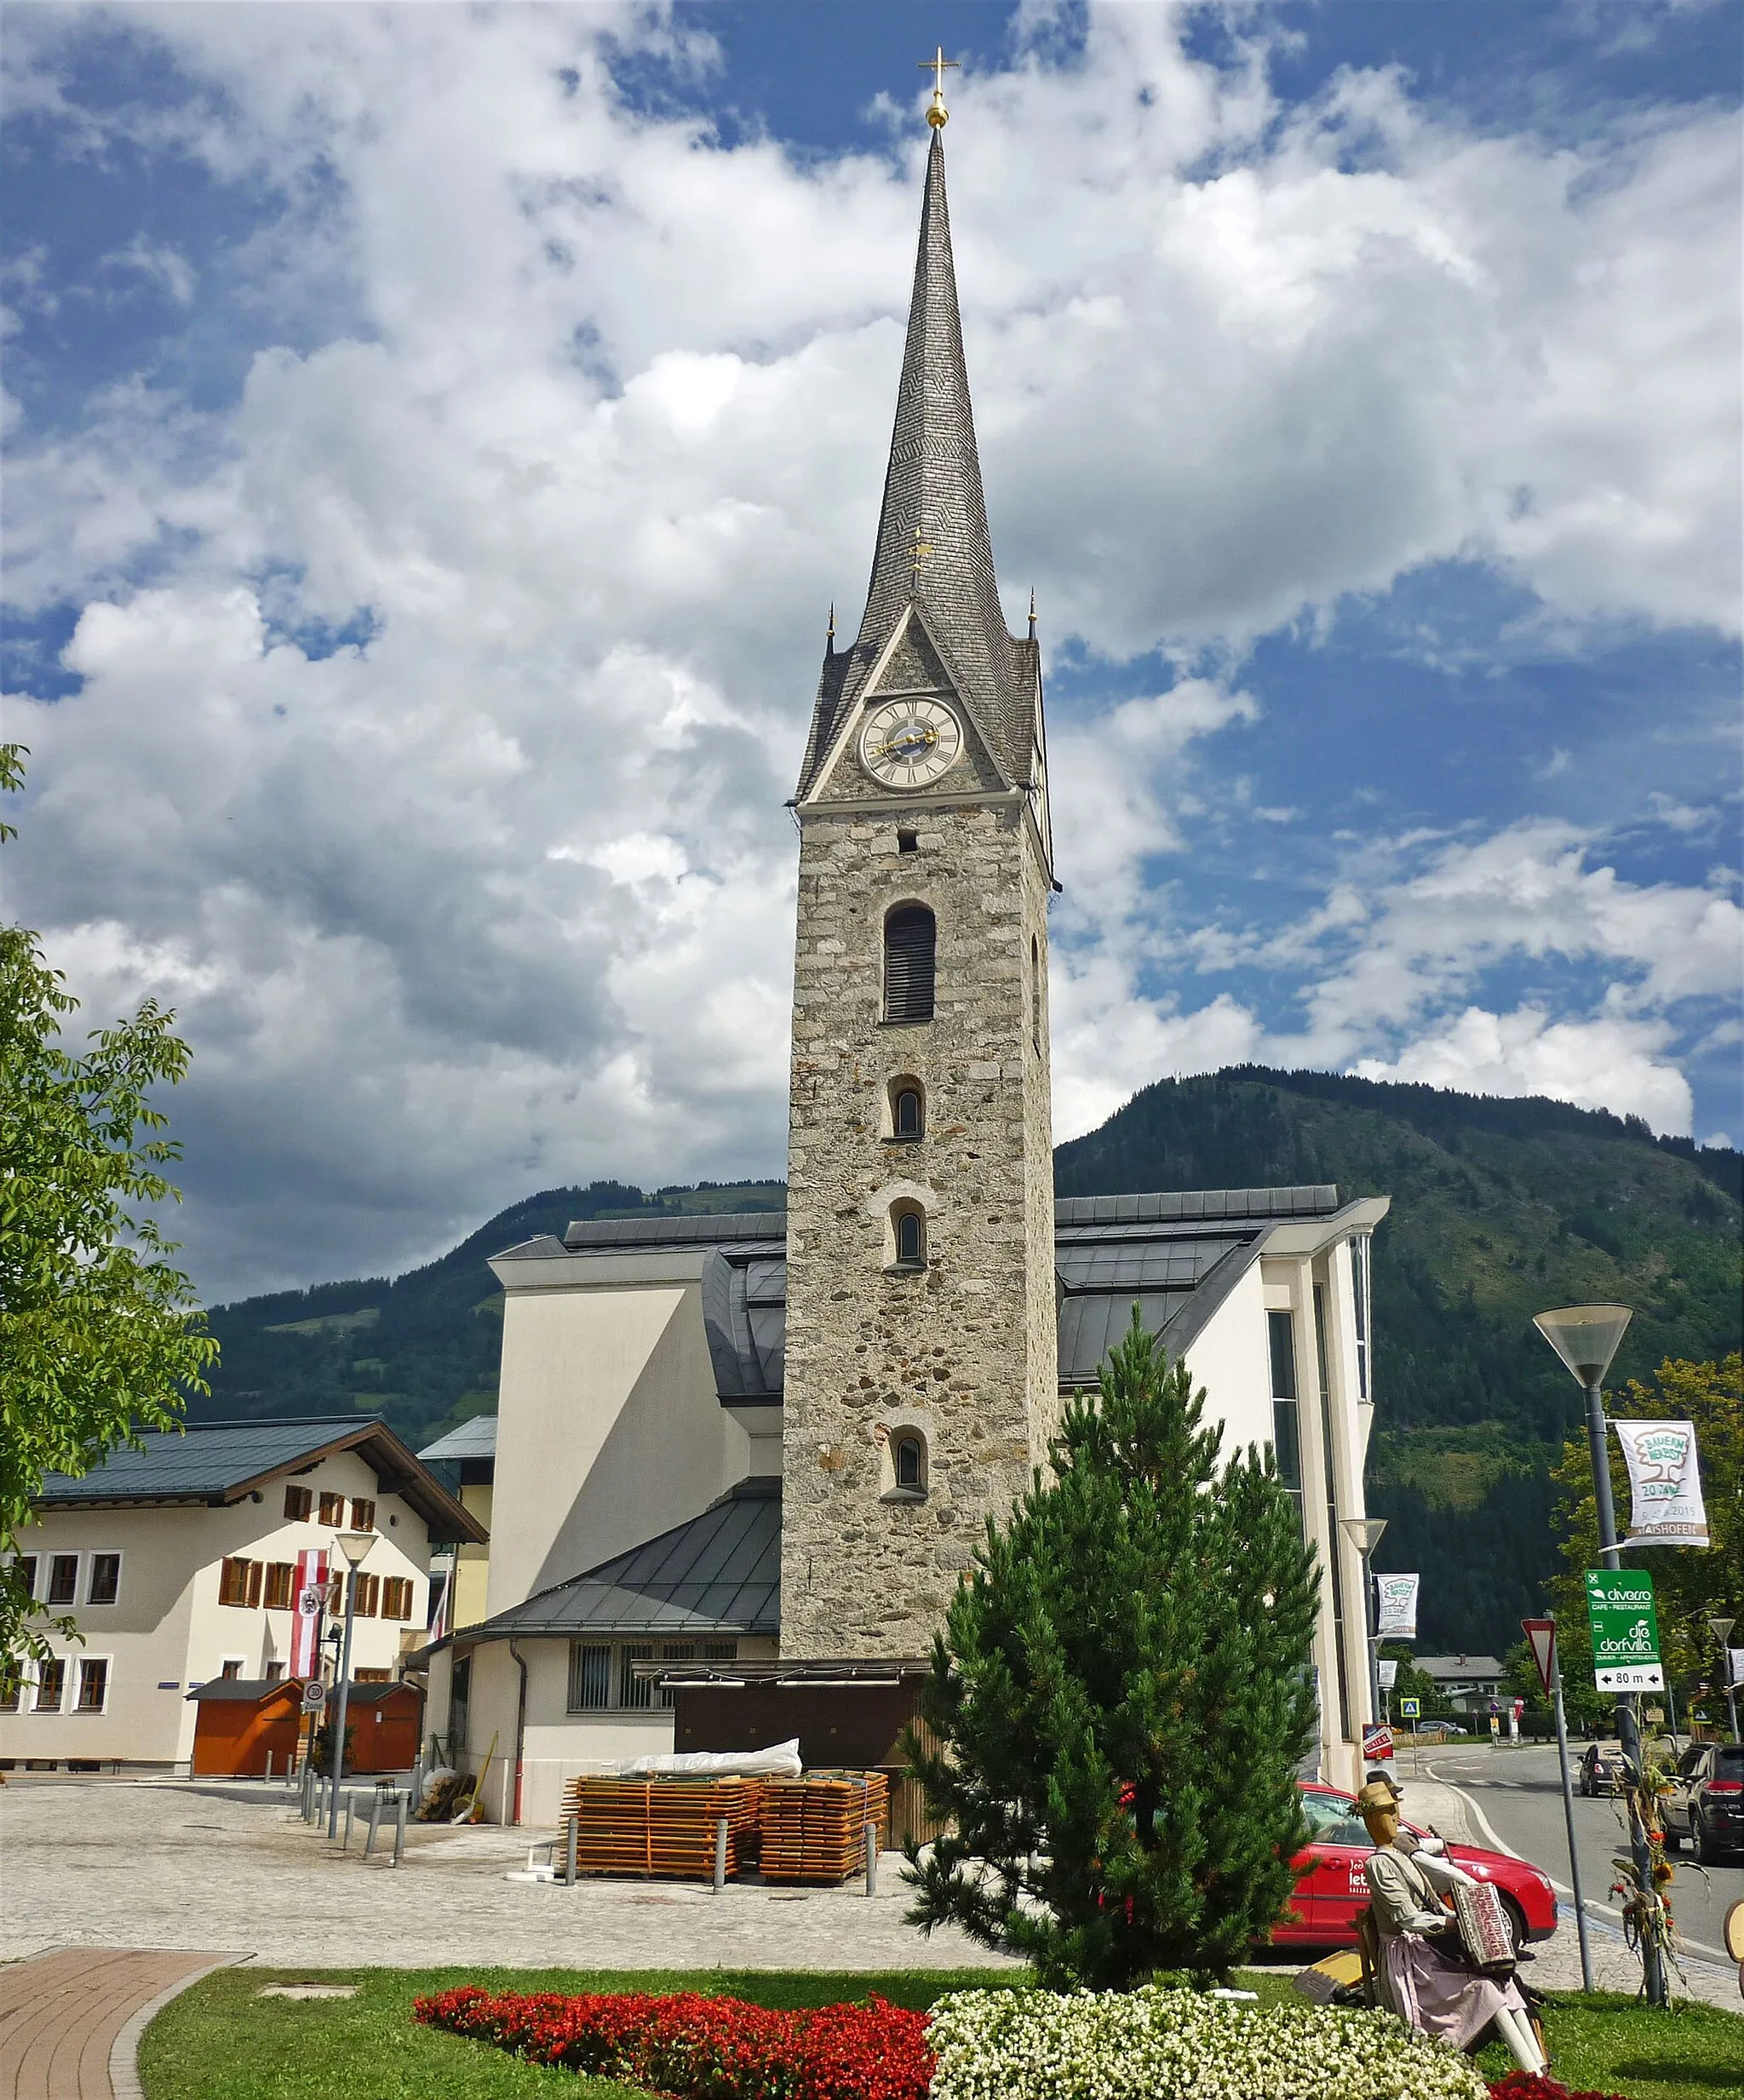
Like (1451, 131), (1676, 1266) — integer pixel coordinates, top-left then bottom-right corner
(883, 904), (936, 1022)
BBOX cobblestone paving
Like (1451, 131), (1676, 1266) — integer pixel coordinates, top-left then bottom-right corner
(0, 1777), (1017, 1972)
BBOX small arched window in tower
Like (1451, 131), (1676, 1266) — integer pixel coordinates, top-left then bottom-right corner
(883, 904), (936, 1023)
(892, 1205), (926, 1269)
(892, 1079), (924, 1139)
(1031, 934), (1041, 1054)
(893, 1433), (925, 1493)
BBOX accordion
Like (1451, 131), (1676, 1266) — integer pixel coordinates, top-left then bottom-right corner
(1450, 1879), (1517, 1975)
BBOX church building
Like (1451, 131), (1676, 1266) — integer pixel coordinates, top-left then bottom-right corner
(417, 95), (1388, 1827)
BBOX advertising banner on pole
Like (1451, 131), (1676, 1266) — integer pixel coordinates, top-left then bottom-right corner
(1374, 1573), (1420, 1640)
(1584, 1568), (1664, 1691)
(1377, 1659), (1398, 1691)
(1728, 1647), (1744, 1691)
(290, 1547), (328, 1678)
(1613, 1419), (1709, 1547)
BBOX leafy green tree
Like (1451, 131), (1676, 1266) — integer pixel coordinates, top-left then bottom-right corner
(1, 746), (216, 1662)
(1547, 1357), (1743, 1699)
(903, 1308), (1319, 1989)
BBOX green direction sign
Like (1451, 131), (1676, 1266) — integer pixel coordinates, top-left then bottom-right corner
(1584, 1569), (1664, 1692)
(1399, 1697), (1421, 1718)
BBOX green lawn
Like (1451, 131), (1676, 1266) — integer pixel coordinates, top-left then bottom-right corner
(139, 1965), (1742, 2100)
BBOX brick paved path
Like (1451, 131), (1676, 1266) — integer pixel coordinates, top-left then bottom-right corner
(0, 1948), (229, 2100)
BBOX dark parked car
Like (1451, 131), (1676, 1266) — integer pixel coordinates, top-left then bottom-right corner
(1579, 1744), (1628, 1798)
(1663, 1742), (1744, 1862)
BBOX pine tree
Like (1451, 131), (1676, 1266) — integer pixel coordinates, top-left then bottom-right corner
(903, 1308), (1320, 1989)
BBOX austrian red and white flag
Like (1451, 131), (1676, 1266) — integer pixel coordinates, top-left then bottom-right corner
(290, 1547), (328, 1678)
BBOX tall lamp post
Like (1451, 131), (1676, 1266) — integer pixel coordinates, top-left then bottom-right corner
(325, 1529), (376, 1839)
(1340, 1516), (1389, 1744)
(1533, 1303), (1667, 2008)
(1710, 1615), (1740, 1743)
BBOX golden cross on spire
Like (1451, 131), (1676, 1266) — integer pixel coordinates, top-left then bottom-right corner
(909, 523), (933, 579)
(918, 46), (959, 129)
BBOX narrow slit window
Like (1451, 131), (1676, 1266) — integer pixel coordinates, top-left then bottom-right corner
(895, 1210), (925, 1266)
(883, 905), (936, 1022)
(1031, 935), (1042, 1053)
(894, 1085), (923, 1138)
(893, 1435), (925, 1491)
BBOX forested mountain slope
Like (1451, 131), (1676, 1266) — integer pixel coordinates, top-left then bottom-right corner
(195, 1070), (1740, 1650)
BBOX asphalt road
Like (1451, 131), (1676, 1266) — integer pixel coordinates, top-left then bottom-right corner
(1424, 1741), (1741, 1970)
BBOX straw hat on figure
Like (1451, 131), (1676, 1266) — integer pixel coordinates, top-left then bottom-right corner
(1357, 1781), (1547, 2076)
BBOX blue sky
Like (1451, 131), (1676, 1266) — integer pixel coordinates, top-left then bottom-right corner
(3, 2), (1740, 1300)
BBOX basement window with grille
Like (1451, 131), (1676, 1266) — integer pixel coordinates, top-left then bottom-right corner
(882, 904), (935, 1023)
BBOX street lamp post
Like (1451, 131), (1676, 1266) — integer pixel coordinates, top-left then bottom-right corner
(1533, 1304), (1667, 2008)
(1340, 1516), (1389, 1745)
(1709, 1615), (1740, 1743)
(325, 1529), (376, 1840)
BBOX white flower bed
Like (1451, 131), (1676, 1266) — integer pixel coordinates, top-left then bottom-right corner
(927, 1986), (1491, 2100)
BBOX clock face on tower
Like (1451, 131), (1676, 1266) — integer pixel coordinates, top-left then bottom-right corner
(859, 697), (963, 789)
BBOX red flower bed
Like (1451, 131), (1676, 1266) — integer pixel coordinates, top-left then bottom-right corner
(413, 1984), (932, 2100)
(1487, 2075), (1631, 2100)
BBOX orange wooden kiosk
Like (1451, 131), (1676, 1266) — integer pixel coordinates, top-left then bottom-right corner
(186, 1678), (420, 1776)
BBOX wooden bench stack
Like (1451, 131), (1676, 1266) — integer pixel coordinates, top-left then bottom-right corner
(558, 1775), (764, 1879)
(759, 1770), (890, 1885)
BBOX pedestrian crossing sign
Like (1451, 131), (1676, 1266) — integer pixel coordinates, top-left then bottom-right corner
(1399, 1696), (1421, 1718)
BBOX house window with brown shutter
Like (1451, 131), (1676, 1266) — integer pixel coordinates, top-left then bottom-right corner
(349, 1499), (375, 1531)
(318, 1492), (345, 1525)
(219, 1558), (255, 1608)
(284, 1486), (313, 1522)
(349, 1571), (379, 1617)
(379, 1577), (413, 1622)
(263, 1564), (295, 1611)
(354, 1667), (392, 1684)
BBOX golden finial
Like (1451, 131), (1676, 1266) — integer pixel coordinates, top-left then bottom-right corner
(918, 47), (959, 129)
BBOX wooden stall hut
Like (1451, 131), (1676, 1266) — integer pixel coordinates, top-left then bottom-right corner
(186, 1678), (307, 1776)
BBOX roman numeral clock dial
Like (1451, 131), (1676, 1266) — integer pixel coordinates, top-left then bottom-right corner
(859, 697), (962, 789)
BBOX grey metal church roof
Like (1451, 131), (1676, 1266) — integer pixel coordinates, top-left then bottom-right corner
(33, 1417), (486, 1542)
(797, 128), (1040, 798)
(499, 1186), (1352, 1401)
(418, 1415), (499, 1463)
(450, 1477), (781, 1644)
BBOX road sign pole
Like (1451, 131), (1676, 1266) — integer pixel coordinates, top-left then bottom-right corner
(1585, 1371), (1667, 2009)
(1529, 1619), (1595, 1994)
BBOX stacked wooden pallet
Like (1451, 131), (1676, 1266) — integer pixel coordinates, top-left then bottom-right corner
(760, 1770), (891, 1885)
(558, 1775), (764, 1879)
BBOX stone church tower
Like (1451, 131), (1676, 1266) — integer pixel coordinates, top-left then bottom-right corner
(780, 107), (1058, 1660)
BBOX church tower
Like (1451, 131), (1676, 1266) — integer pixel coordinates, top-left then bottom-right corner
(780, 91), (1058, 1660)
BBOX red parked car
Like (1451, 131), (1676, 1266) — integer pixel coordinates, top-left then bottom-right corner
(1268, 1783), (1559, 1952)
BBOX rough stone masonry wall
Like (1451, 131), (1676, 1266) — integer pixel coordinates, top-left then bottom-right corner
(780, 799), (1058, 1660)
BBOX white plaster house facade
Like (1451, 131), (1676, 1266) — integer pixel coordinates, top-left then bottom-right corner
(2, 1418), (482, 1770)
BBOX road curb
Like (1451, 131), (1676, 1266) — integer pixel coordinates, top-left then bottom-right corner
(108, 1955), (241, 2100)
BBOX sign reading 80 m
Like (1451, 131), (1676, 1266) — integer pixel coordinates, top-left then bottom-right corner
(1584, 1569), (1664, 1692)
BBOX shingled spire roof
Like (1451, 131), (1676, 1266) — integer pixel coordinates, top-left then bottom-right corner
(798, 128), (1041, 798)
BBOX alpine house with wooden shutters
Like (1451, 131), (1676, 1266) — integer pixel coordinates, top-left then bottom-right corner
(417, 89), (1391, 1822)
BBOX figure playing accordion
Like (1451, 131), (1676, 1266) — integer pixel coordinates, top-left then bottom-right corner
(1357, 1780), (1547, 2075)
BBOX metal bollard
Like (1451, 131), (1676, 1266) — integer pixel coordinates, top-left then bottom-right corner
(393, 1789), (407, 1868)
(713, 1815), (729, 1893)
(265, 1751), (273, 1782)
(565, 1816), (578, 1889)
(342, 1793), (355, 1850)
(364, 1791), (384, 1858)
(865, 1823), (878, 1897)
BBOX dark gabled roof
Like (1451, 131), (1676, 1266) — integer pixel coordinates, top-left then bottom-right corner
(562, 1213), (786, 1251)
(34, 1418), (487, 1544)
(447, 1477), (780, 1645)
(186, 1677), (411, 1704)
(1055, 1186), (1341, 1226)
(797, 128), (1040, 801)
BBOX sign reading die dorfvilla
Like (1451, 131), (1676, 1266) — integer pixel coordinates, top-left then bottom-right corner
(1584, 1569), (1664, 1692)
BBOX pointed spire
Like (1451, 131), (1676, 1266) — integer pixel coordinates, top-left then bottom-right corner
(853, 126), (1012, 738)
(826, 601), (836, 650)
(1028, 588), (1037, 640)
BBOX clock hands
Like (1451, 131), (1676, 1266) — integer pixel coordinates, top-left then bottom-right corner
(869, 725), (940, 760)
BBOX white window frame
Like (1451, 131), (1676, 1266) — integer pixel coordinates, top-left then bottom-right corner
(4, 1553), (39, 1600)
(31, 1655), (68, 1713)
(43, 1551), (83, 1610)
(72, 1655), (112, 1715)
(84, 1550), (123, 1607)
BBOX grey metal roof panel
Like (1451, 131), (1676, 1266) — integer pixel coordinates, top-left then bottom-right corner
(1054, 1237), (1236, 1292)
(461, 1478), (781, 1641)
(561, 1214), (786, 1252)
(1053, 1186), (1340, 1229)
(34, 1419), (375, 1503)
(417, 1416), (498, 1463)
(1058, 1292), (1192, 1386)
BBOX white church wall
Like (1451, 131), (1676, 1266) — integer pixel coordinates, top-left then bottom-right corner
(486, 1270), (746, 1616)
(1177, 1259), (1274, 1463)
